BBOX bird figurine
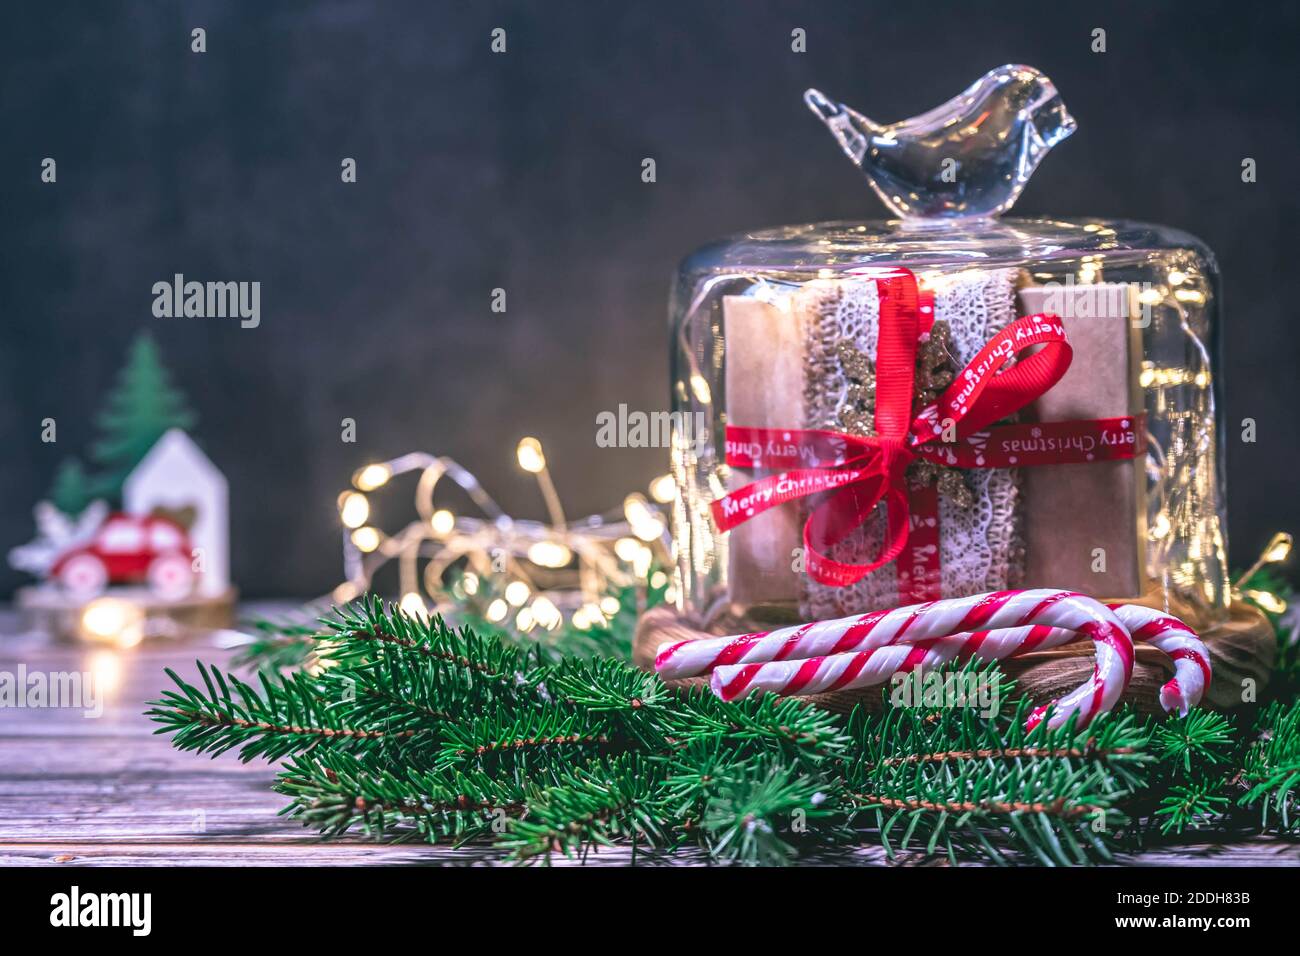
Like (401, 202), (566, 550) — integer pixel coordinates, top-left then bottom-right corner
(804, 64), (1076, 220)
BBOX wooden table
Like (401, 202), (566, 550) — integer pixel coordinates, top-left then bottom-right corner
(2, 608), (1297, 867)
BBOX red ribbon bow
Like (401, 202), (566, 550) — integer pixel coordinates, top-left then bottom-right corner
(713, 267), (1146, 594)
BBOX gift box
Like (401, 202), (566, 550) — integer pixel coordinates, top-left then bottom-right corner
(669, 65), (1227, 631)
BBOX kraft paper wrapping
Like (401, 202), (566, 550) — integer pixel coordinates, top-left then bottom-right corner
(1017, 283), (1147, 598)
(722, 293), (805, 611)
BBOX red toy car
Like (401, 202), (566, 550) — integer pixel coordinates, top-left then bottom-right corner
(50, 512), (196, 600)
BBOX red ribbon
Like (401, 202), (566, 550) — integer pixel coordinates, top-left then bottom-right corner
(712, 268), (1147, 595)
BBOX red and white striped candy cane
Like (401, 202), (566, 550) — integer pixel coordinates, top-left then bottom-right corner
(1109, 603), (1211, 717)
(705, 608), (1208, 726)
(655, 589), (1117, 680)
(656, 589), (1135, 729)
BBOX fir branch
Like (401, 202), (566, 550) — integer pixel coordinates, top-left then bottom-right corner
(147, 662), (431, 763)
(276, 751), (529, 843)
(436, 705), (618, 773)
(501, 756), (665, 862)
(1238, 699), (1300, 833)
(1155, 783), (1231, 835)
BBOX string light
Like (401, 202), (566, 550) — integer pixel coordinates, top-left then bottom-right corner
(332, 445), (671, 630)
(79, 597), (145, 648)
(353, 464), (392, 491)
(649, 474), (676, 504)
(338, 492), (369, 529)
(1243, 589), (1287, 615)
(430, 509), (455, 536)
(399, 592), (427, 620)
(516, 437), (546, 474)
(350, 526), (381, 553)
(530, 596), (562, 631)
(527, 540), (572, 568)
(1235, 532), (1294, 589)
(1233, 532), (1294, 615)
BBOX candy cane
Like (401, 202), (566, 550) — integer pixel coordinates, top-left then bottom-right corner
(706, 607), (1209, 724)
(655, 589), (1135, 729)
(1109, 603), (1210, 717)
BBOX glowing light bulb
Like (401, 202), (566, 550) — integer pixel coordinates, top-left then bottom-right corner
(633, 516), (665, 542)
(504, 581), (530, 606)
(516, 437), (546, 474)
(633, 546), (653, 577)
(624, 493), (664, 541)
(1263, 533), (1293, 565)
(354, 463), (392, 491)
(332, 582), (360, 603)
(461, 573), (479, 596)
(1244, 590), (1287, 615)
(339, 492), (369, 529)
(648, 474), (676, 504)
(600, 596), (621, 616)
(399, 592), (427, 619)
(486, 598), (509, 622)
(615, 537), (642, 562)
(527, 540), (573, 568)
(80, 597), (144, 647)
(531, 596), (562, 630)
(515, 608), (536, 633)
(350, 526), (380, 552)
(1167, 270), (1187, 285)
(577, 602), (606, 630)
(650, 570), (668, 589)
(690, 374), (712, 404)
(430, 509), (455, 535)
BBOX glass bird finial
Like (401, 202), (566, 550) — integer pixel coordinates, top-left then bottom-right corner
(804, 64), (1076, 221)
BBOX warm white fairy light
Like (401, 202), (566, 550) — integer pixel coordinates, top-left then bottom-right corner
(527, 540), (573, 569)
(1243, 589), (1287, 615)
(80, 597), (145, 648)
(430, 509), (455, 536)
(516, 437), (546, 474)
(614, 537), (642, 562)
(399, 592), (427, 620)
(333, 445), (670, 626)
(649, 474), (676, 504)
(1234, 532), (1293, 591)
(1263, 533), (1294, 565)
(599, 596), (621, 617)
(354, 463), (392, 491)
(339, 492), (369, 529)
(350, 526), (381, 553)
(530, 596), (562, 631)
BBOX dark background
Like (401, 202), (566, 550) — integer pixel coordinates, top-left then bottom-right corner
(2, 0), (1297, 598)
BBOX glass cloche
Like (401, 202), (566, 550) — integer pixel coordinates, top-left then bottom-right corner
(667, 65), (1226, 633)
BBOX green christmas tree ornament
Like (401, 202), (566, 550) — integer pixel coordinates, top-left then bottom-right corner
(90, 333), (197, 502)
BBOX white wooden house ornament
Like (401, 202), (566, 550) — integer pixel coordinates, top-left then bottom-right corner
(123, 429), (229, 597)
